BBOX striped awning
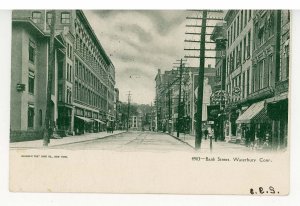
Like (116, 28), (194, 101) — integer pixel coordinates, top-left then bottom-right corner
(94, 119), (106, 124)
(75, 115), (93, 123)
(251, 107), (271, 124)
(236, 100), (270, 124)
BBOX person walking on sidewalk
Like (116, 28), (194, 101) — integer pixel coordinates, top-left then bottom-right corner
(204, 129), (209, 140)
(245, 127), (250, 147)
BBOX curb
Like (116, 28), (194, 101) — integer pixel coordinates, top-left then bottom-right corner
(166, 133), (195, 150)
(47, 131), (128, 148)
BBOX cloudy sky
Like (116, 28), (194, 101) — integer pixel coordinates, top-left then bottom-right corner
(84, 10), (217, 105)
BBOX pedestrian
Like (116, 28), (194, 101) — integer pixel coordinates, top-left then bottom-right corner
(245, 127), (250, 147)
(204, 129), (209, 140)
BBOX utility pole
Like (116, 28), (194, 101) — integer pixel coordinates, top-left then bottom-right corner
(177, 59), (183, 138)
(168, 81), (171, 134)
(195, 10), (207, 150)
(150, 102), (153, 131)
(43, 10), (56, 146)
(126, 91), (131, 131)
(184, 10), (223, 150)
(155, 97), (158, 131)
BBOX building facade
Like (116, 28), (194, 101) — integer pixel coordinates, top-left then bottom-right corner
(217, 10), (290, 150)
(154, 66), (216, 135)
(266, 10), (290, 149)
(10, 10), (115, 142)
(224, 10), (254, 139)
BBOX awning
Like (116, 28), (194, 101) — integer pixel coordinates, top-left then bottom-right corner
(236, 100), (269, 124)
(265, 92), (288, 103)
(94, 119), (106, 124)
(251, 107), (271, 124)
(75, 115), (93, 123)
(266, 93), (288, 120)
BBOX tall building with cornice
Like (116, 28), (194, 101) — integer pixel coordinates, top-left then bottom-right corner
(10, 10), (115, 142)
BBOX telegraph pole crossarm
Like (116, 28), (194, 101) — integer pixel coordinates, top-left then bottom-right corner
(185, 40), (216, 43)
(186, 25), (217, 28)
(186, 16), (223, 21)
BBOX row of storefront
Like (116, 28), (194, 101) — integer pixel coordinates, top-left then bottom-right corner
(56, 104), (115, 136)
(209, 10), (290, 151)
(221, 92), (288, 150)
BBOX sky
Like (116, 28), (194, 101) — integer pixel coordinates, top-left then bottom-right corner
(84, 10), (219, 105)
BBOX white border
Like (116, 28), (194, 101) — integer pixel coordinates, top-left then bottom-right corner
(1, 2), (300, 206)
(1, 0), (300, 9)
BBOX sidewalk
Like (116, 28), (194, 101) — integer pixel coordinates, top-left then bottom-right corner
(168, 132), (251, 153)
(10, 130), (126, 149)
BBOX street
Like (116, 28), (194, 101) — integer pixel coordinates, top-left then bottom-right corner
(52, 131), (194, 152)
(10, 130), (252, 153)
(10, 130), (252, 152)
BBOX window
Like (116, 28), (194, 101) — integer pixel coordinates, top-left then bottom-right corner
(249, 10), (252, 21)
(237, 16), (240, 35)
(67, 43), (70, 57)
(244, 10), (248, 25)
(246, 69), (250, 95)
(78, 84), (82, 101)
(259, 60), (265, 89)
(28, 105), (34, 128)
(242, 72), (245, 98)
(239, 42), (242, 65)
(79, 63), (82, 79)
(61, 12), (70, 24)
(69, 65), (72, 82)
(267, 55), (273, 86)
(243, 37), (247, 61)
(247, 30), (251, 58)
(75, 81), (78, 99)
(39, 110), (43, 126)
(241, 10), (244, 29)
(32, 11), (41, 23)
(233, 50), (235, 70)
(58, 85), (63, 102)
(66, 63), (69, 81)
(233, 20), (236, 40)
(254, 22), (258, 50)
(66, 43), (72, 59)
(29, 40), (35, 63)
(70, 45), (73, 59)
(252, 66), (256, 92)
(286, 45), (290, 79)
(69, 90), (72, 104)
(67, 63), (72, 82)
(75, 59), (78, 76)
(227, 30), (230, 47)
(230, 26), (233, 45)
(28, 70), (35, 94)
(46, 12), (52, 25)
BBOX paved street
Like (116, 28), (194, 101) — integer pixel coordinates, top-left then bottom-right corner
(10, 130), (252, 152)
(52, 131), (194, 152)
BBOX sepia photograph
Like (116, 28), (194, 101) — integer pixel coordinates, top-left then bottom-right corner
(8, 9), (290, 194)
